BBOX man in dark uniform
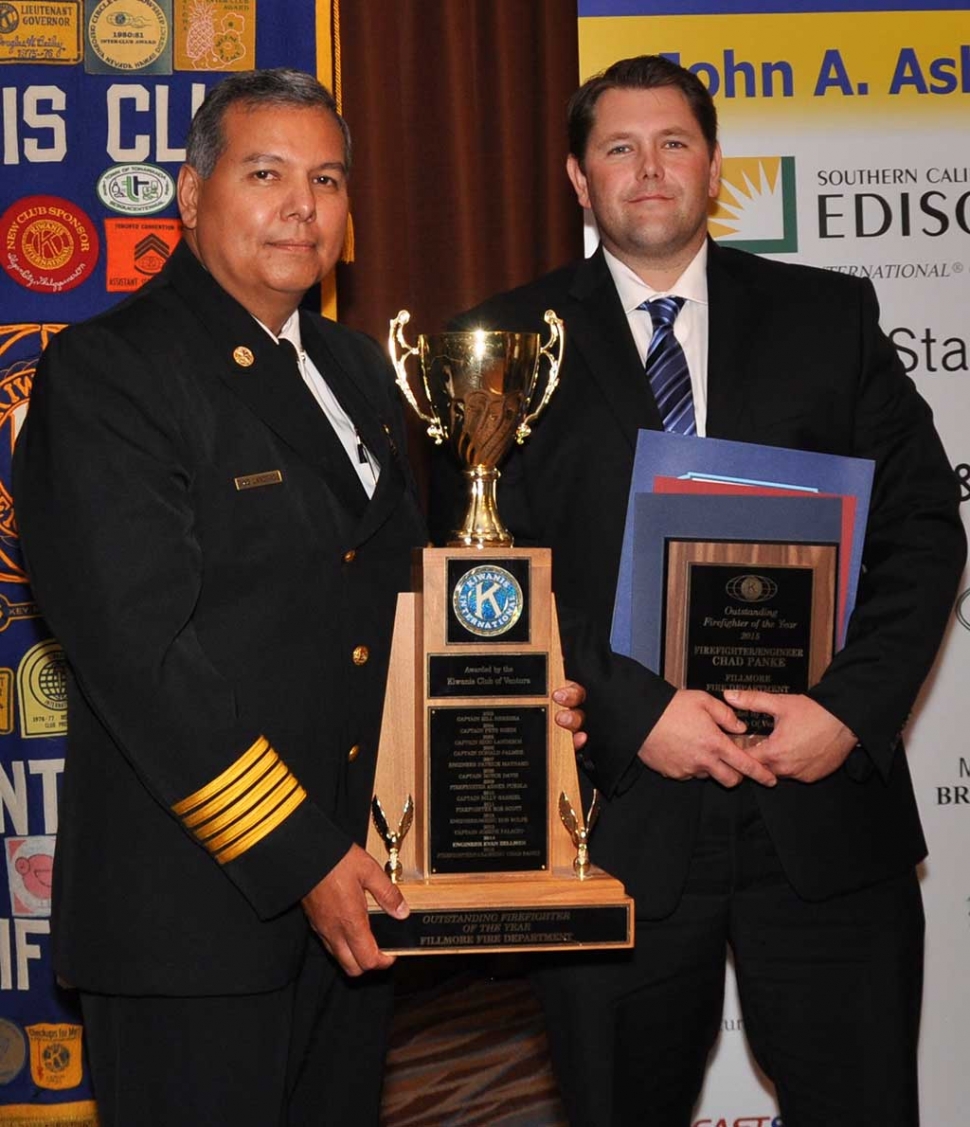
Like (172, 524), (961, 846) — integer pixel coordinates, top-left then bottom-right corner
(13, 67), (586, 1125)
(433, 55), (965, 1127)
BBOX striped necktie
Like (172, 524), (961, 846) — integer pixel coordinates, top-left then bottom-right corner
(639, 296), (696, 436)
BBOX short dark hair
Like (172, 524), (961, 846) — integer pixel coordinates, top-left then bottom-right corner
(186, 68), (352, 178)
(568, 55), (718, 163)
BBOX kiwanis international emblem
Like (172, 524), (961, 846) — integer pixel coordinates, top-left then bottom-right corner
(452, 564), (523, 637)
(725, 573), (779, 603)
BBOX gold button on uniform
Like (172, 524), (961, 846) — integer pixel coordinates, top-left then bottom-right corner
(343, 549), (356, 564)
(347, 744), (361, 763)
(352, 645), (369, 666)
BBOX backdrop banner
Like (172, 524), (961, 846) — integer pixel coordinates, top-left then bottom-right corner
(0, 3), (325, 1118)
(577, 3), (969, 1125)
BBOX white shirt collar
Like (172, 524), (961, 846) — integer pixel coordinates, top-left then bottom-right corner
(602, 241), (709, 313)
(254, 310), (304, 354)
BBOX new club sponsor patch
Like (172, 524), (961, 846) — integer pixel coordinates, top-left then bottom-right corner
(104, 216), (180, 291)
(0, 0), (82, 63)
(175, 0), (253, 71)
(0, 196), (99, 294)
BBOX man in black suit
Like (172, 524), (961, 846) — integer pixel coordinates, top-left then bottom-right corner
(12, 67), (587, 1126)
(432, 56), (965, 1127)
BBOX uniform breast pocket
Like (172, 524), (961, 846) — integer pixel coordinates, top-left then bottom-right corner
(217, 466), (300, 563)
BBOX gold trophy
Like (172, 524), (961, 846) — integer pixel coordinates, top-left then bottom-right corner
(389, 310), (563, 547)
(365, 312), (633, 956)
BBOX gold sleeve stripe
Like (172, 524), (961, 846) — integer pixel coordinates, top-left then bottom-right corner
(215, 786), (309, 865)
(172, 736), (307, 864)
(193, 761), (290, 841)
(203, 776), (304, 856)
(172, 736), (271, 816)
(183, 755), (282, 831)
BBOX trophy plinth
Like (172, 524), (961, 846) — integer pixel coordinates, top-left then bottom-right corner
(366, 546), (633, 955)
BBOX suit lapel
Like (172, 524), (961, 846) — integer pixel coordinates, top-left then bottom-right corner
(301, 313), (408, 543)
(166, 244), (371, 514)
(567, 249), (664, 449)
(705, 241), (760, 441)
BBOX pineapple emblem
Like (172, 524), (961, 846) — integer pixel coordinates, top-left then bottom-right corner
(184, 0), (246, 69)
(184, 0), (216, 67)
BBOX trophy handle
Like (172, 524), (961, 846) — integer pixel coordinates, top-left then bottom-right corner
(388, 310), (445, 444)
(516, 309), (564, 444)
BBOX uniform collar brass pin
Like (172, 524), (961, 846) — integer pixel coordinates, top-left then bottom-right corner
(233, 346), (255, 368)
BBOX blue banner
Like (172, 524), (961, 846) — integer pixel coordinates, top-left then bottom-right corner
(0, 3), (318, 1117)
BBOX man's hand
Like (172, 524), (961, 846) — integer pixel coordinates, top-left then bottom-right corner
(637, 689), (777, 788)
(553, 679), (587, 750)
(301, 843), (409, 977)
(724, 690), (858, 783)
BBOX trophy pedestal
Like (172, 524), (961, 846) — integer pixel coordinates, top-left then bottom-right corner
(369, 869), (629, 955)
(366, 548), (633, 955)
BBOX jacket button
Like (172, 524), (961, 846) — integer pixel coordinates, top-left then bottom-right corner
(347, 744), (361, 763)
(343, 549), (356, 564)
(352, 645), (369, 666)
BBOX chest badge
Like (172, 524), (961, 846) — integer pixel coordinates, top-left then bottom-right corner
(232, 346), (254, 368)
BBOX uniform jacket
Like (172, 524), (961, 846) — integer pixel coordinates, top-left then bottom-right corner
(14, 241), (426, 994)
(431, 242), (966, 917)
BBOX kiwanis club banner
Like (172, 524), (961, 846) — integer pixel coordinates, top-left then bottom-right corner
(578, 2), (970, 1126)
(0, 2), (325, 1120)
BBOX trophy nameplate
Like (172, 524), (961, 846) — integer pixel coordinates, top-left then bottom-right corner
(663, 540), (837, 746)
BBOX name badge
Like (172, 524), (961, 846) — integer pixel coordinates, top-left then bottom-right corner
(234, 470), (283, 491)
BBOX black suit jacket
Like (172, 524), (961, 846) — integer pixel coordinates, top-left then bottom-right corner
(431, 242), (965, 917)
(14, 242), (426, 994)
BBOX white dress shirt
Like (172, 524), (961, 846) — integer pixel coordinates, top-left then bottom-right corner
(602, 242), (710, 437)
(257, 311), (380, 497)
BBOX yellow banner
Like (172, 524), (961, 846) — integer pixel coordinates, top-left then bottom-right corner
(580, 12), (970, 126)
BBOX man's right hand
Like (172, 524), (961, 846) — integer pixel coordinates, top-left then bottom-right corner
(637, 689), (777, 788)
(301, 843), (409, 977)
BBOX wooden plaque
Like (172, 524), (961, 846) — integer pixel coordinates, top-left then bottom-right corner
(663, 540), (837, 747)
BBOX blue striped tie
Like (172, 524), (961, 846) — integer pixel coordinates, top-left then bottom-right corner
(639, 296), (696, 436)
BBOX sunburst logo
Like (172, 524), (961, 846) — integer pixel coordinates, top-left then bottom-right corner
(709, 156), (798, 254)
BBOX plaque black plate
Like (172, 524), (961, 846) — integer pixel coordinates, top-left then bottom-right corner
(370, 905), (630, 951)
(427, 654), (548, 698)
(429, 705), (547, 873)
(447, 557), (531, 644)
(683, 563), (814, 736)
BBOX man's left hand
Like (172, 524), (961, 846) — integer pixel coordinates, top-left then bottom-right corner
(723, 690), (858, 783)
(553, 680), (587, 750)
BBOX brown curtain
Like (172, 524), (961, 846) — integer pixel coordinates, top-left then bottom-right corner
(335, 0), (583, 344)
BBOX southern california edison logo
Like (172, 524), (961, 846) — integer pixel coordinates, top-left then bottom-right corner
(453, 565), (523, 637)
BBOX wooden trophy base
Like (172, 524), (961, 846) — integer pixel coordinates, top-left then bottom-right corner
(367, 548), (633, 955)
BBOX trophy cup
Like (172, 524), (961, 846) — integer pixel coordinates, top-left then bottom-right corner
(363, 311), (634, 955)
(389, 309), (563, 548)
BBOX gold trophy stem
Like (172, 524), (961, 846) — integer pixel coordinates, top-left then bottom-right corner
(449, 466), (514, 549)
